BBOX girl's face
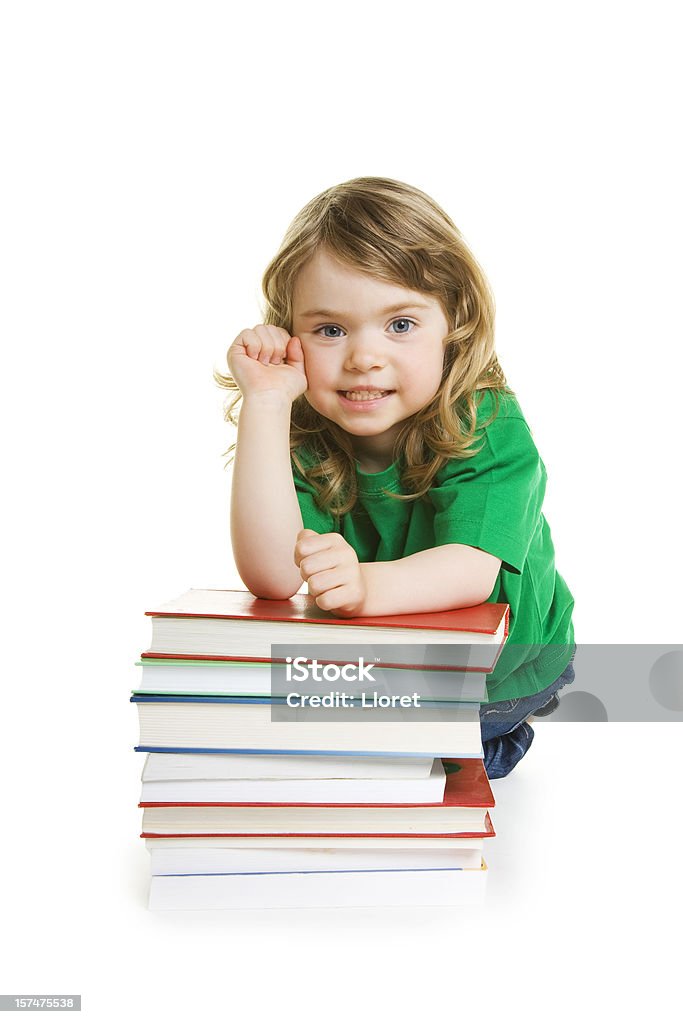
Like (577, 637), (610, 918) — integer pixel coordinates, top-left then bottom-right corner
(291, 248), (449, 471)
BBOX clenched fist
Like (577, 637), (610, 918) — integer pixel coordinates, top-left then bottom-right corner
(294, 528), (368, 617)
(227, 324), (308, 403)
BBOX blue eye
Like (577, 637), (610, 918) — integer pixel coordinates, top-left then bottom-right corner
(315, 318), (416, 339)
(389, 318), (416, 334)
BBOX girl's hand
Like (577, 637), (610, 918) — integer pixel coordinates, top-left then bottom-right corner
(227, 325), (308, 403)
(294, 529), (368, 617)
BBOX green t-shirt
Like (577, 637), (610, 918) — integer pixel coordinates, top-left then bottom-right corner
(291, 390), (575, 702)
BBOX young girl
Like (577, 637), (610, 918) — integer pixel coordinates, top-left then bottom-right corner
(217, 176), (575, 779)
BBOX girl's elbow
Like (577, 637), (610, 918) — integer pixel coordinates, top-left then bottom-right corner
(237, 568), (302, 602)
(466, 558), (502, 606)
(249, 584), (302, 601)
(474, 584), (496, 606)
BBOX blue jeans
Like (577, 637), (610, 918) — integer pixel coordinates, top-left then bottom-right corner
(480, 649), (576, 780)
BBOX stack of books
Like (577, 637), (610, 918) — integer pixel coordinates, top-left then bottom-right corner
(133, 589), (508, 910)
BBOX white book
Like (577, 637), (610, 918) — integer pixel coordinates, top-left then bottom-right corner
(141, 804), (488, 836)
(140, 760), (446, 804)
(134, 700), (482, 757)
(149, 845), (483, 875)
(148, 862), (488, 909)
(135, 659), (488, 702)
(146, 836), (486, 850)
(141, 752), (435, 781)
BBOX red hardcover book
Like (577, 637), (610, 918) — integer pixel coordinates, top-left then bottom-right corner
(143, 589), (509, 672)
(140, 758), (493, 808)
(139, 761), (495, 838)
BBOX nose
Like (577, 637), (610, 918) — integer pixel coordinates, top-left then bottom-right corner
(343, 331), (387, 373)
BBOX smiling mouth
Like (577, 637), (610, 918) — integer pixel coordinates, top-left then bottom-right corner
(338, 389), (394, 402)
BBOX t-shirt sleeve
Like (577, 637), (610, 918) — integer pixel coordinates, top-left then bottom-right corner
(291, 452), (336, 534)
(429, 405), (547, 575)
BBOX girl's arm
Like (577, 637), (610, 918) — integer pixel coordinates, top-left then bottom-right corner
(227, 327), (307, 599)
(359, 545), (502, 615)
(295, 531), (501, 616)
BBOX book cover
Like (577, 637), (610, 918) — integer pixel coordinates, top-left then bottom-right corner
(146, 588), (509, 634)
(144, 589), (509, 671)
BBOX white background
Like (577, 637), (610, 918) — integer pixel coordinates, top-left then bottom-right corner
(1, 1), (681, 1020)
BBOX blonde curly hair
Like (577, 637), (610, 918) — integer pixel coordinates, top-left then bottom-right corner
(215, 176), (511, 516)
